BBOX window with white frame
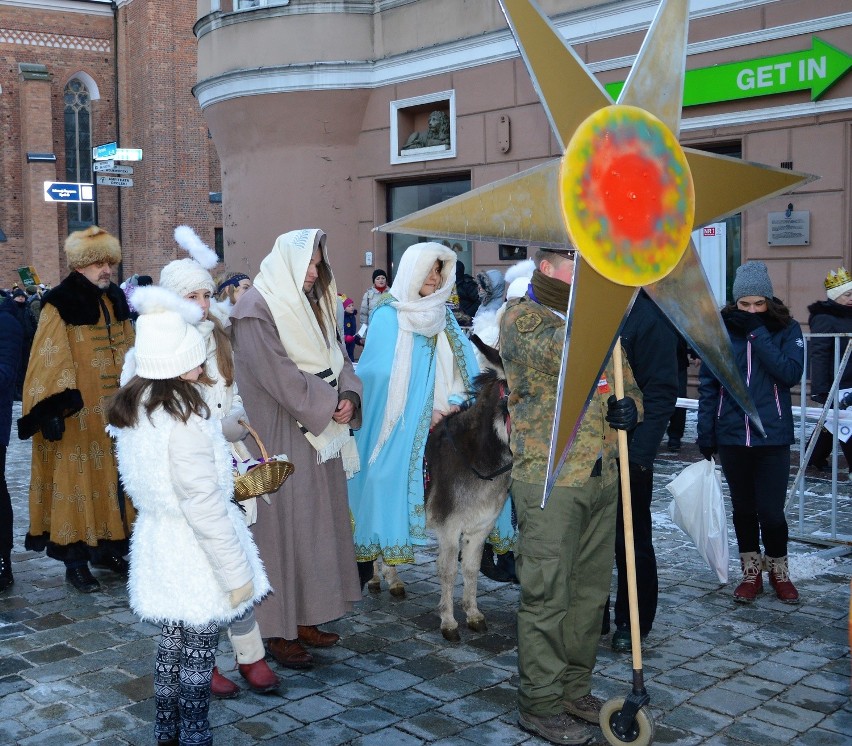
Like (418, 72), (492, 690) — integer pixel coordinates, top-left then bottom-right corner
(390, 91), (456, 165)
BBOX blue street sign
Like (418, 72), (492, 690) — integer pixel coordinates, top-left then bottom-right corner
(92, 142), (117, 160)
(43, 181), (94, 203)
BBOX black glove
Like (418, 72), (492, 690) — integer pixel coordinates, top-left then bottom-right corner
(699, 445), (716, 461)
(606, 395), (638, 431)
(725, 309), (765, 336)
(811, 393), (828, 405)
(841, 392), (852, 410)
(41, 416), (65, 442)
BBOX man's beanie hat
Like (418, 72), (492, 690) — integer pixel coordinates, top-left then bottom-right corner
(130, 286), (206, 380)
(372, 269), (387, 282)
(64, 226), (121, 270)
(159, 226), (218, 298)
(732, 260), (773, 301)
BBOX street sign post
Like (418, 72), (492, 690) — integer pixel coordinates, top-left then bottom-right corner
(113, 148), (143, 161)
(43, 181), (94, 202)
(96, 175), (133, 188)
(92, 142), (117, 160)
(95, 165), (134, 175)
(93, 160), (116, 172)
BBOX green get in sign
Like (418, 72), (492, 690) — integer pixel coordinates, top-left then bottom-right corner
(605, 37), (852, 107)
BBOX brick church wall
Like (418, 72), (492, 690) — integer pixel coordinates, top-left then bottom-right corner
(0, 0), (221, 289)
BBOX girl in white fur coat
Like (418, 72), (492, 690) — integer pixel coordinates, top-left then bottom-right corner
(108, 287), (271, 746)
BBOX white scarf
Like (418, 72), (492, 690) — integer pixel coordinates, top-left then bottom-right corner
(370, 242), (457, 463)
(253, 229), (360, 478)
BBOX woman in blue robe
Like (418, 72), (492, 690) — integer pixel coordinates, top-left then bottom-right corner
(348, 242), (514, 583)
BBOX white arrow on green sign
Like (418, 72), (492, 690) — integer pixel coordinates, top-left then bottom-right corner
(605, 36), (852, 106)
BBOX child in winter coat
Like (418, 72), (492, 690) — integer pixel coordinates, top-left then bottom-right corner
(342, 296), (361, 361)
(108, 286), (271, 746)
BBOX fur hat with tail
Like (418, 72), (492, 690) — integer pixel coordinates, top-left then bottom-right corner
(65, 226), (121, 270)
(159, 226), (219, 298)
(129, 285), (206, 380)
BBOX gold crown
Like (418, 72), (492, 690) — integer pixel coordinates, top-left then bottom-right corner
(824, 267), (852, 290)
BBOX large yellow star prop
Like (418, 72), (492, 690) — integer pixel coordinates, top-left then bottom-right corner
(377, 0), (813, 495)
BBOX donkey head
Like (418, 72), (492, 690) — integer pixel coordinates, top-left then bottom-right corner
(469, 334), (510, 442)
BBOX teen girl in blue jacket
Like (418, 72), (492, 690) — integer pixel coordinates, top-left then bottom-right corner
(698, 261), (804, 604)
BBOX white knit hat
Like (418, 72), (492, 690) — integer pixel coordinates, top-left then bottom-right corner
(158, 225), (219, 298)
(130, 286), (206, 379)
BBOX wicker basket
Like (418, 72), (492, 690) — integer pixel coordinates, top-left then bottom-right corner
(233, 420), (294, 502)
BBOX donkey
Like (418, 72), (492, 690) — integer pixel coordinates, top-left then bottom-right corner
(424, 335), (512, 642)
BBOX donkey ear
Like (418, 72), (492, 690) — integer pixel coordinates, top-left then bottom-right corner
(470, 334), (504, 372)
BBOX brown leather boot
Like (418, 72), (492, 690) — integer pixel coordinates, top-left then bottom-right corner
(297, 625), (339, 648)
(766, 555), (800, 603)
(210, 666), (240, 698)
(266, 638), (313, 669)
(238, 659), (280, 692)
(733, 551), (763, 603)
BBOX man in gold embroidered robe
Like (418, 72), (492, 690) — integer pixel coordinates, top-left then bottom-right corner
(17, 227), (135, 592)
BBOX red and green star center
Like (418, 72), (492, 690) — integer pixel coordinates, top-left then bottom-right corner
(560, 104), (695, 286)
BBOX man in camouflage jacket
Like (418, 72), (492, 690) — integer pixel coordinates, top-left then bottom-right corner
(500, 248), (643, 745)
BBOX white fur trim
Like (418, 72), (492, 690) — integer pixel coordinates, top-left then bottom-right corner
(114, 411), (270, 626)
(174, 225), (219, 270)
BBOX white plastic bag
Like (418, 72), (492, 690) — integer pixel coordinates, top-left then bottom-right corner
(666, 458), (729, 583)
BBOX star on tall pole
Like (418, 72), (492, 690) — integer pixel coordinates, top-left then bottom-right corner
(376, 0), (814, 498)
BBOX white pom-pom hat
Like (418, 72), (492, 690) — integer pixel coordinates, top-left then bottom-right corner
(131, 286), (206, 380)
(159, 225), (219, 299)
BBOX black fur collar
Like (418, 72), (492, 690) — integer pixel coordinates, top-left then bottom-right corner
(807, 299), (852, 320)
(43, 270), (131, 325)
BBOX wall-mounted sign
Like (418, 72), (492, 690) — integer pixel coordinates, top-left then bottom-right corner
(605, 37), (851, 107)
(767, 211), (810, 246)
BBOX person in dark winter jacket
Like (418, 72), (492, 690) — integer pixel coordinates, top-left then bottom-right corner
(0, 296), (23, 591)
(455, 261), (480, 321)
(606, 290), (678, 652)
(806, 267), (852, 474)
(342, 296), (361, 361)
(10, 288), (35, 401)
(698, 261), (804, 605)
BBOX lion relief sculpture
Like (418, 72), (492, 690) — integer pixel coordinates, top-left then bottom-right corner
(401, 110), (451, 151)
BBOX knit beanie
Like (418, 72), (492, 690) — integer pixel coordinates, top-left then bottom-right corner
(732, 261), (773, 301)
(825, 267), (852, 301)
(159, 226), (218, 298)
(130, 286), (206, 380)
(372, 268), (387, 283)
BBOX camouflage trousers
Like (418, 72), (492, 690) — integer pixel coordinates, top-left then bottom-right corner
(513, 476), (617, 715)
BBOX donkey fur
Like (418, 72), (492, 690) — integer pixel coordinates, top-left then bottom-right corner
(424, 335), (512, 642)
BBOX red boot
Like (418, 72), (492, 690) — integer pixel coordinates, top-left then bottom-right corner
(211, 666), (240, 698)
(238, 659), (280, 693)
(767, 555), (800, 603)
(733, 552), (763, 603)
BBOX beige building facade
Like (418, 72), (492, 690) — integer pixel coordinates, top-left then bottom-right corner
(195, 0), (852, 321)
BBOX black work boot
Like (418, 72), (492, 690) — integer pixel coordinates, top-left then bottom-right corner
(0, 554), (13, 592)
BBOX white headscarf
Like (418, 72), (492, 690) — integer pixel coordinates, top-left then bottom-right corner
(253, 229), (359, 477)
(370, 242), (456, 462)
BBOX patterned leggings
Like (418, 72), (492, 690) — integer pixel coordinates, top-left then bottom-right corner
(155, 621), (219, 745)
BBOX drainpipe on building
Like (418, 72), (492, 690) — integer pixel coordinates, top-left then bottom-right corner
(111, 0), (124, 283)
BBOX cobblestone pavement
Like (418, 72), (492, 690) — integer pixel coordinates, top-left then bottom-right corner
(1, 404), (850, 745)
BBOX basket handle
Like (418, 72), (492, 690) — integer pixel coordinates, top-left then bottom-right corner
(238, 419), (269, 462)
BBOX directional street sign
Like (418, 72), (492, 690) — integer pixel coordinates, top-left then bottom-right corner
(96, 175), (133, 188)
(43, 181), (94, 202)
(92, 142), (117, 160)
(93, 160), (115, 172)
(113, 148), (143, 162)
(96, 165), (133, 175)
(605, 36), (852, 106)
